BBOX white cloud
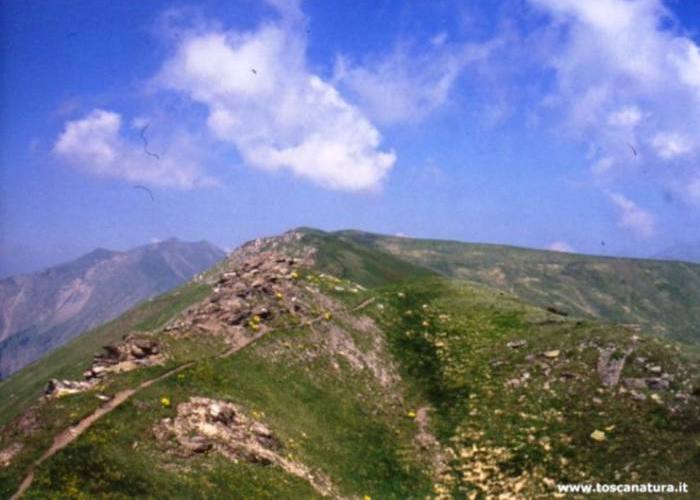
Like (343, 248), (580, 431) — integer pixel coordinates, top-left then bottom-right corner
(590, 156), (615, 175)
(548, 241), (574, 252)
(607, 191), (656, 239)
(53, 109), (214, 189)
(155, 7), (395, 191)
(54, 109), (121, 168)
(651, 132), (692, 159)
(529, 0), (700, 202)
(607, 105), (642, 127)
(333, 40), (494, 124)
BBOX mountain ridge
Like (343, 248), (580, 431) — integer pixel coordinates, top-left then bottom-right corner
(0, 228), (697, 498)
(0, 239), (225, 378)
(332, 229), (700, 344)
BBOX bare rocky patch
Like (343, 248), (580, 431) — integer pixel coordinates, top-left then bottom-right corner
(0, 442), (22, 468)
(44, 334), (164, 398)
(597, 345), (633, 387)
(154, 397), (335, 496)
(163, 250), (315, 345)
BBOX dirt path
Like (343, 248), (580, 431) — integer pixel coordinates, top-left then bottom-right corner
(11, 328), (273, 499)
(10, 360), (196, 500)
(11, 316), (326, 498)
(11, 293), (375, 498)
(414, 406), (450, 484)
(351, 296), (376, 312)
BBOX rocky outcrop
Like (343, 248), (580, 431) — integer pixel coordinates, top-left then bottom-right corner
(85, 335), (163, 379)
(44, 334), (164, 398)
(163, 248), (314, 346)
(154, 397), (335, 496)
(44, 243), (315, 398)
(43, 379), (95, 398)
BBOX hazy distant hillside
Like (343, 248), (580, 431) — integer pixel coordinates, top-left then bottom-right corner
(654, 241), (700, 263)
(337, 230), (700, 344)
(0, 239), (225, 378)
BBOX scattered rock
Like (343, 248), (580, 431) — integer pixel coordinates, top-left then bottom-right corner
(645, 377), (670, 390)
(44, 379), (95, 398)
(597, 346), (633, 387)
(505, 372), (531, 389)
(507, 340), (527, 349)
(86, 335), (164, 380)
(630, 390), (647, 401)
(590, 430), (606, 442)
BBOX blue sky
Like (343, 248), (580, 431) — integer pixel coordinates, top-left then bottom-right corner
(2, 0), (700, 276)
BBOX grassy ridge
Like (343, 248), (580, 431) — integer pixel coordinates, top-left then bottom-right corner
(1, 230), (698, 497)
(11, 294), (432, 498)
(300, 228), (437, 287)
(337, 230), (700, 344)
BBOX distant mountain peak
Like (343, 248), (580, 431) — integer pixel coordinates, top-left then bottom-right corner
(0, 239), (225, 378)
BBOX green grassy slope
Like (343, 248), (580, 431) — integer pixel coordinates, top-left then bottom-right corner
(358, 278), (700, 496)
(1, 230), (698, 498)
(0, 282), (212, 427)
(299, 228), (437, 287)
(337, 230), (700, 344)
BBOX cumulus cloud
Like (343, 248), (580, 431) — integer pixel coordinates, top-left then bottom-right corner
(155, 6), (395, 191)
(333, 39), (494, 124)
(53, 109), (214, 189)
(529, 0), (700, 202)
(548, 241), (574, 252)
(607, 191), (656, 239)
